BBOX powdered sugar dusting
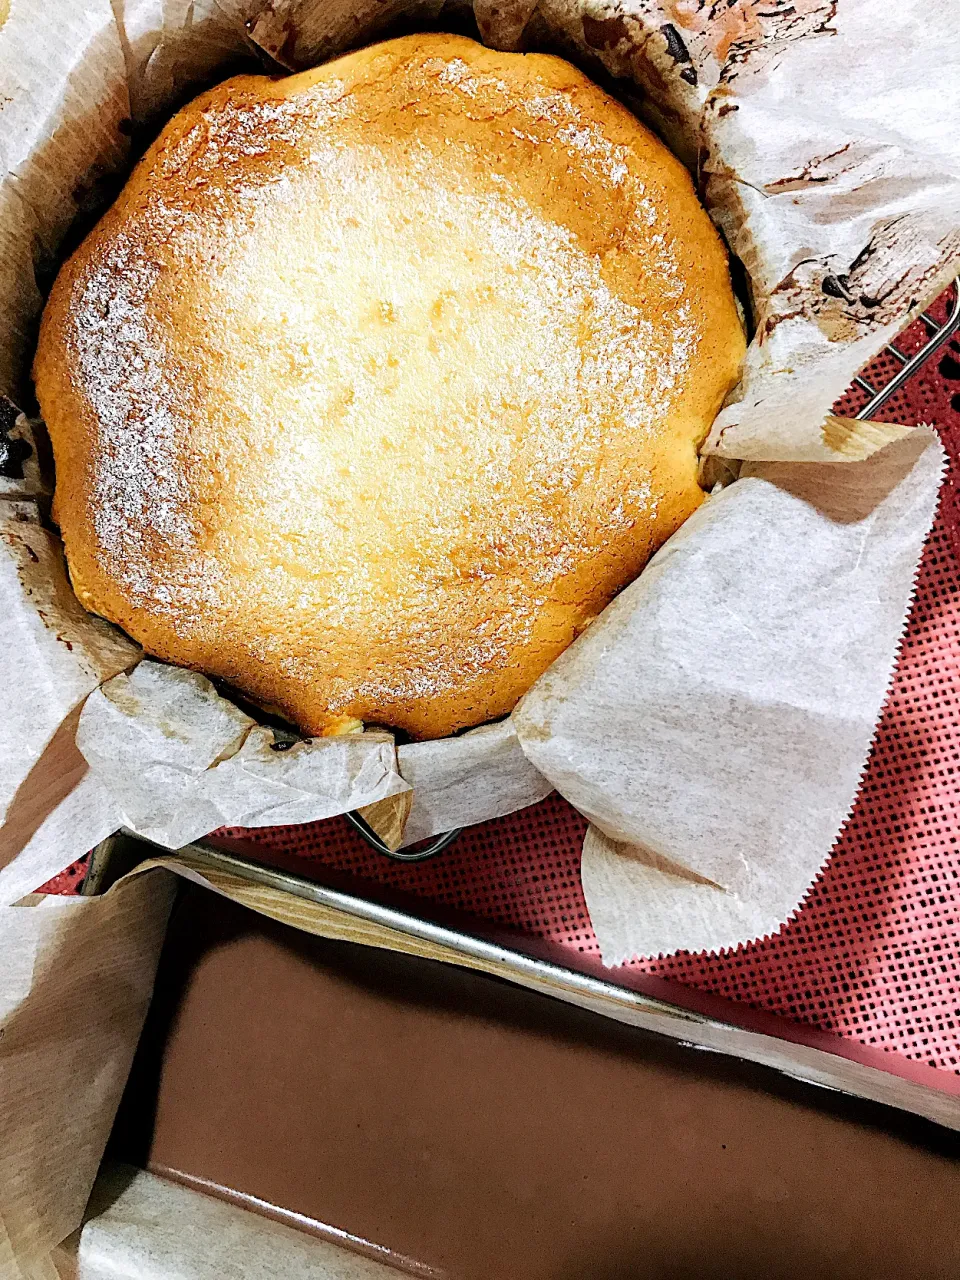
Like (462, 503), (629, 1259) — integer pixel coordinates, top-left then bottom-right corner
(76, 234), (196, 605)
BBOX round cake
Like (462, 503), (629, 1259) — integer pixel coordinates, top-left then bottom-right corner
(34, 33), (745, 741)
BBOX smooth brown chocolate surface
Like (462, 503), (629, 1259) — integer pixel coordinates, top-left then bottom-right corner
(110, 885), (960, 1279)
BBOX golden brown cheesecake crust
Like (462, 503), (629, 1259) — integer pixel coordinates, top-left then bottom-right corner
(34, 33), (744, 740)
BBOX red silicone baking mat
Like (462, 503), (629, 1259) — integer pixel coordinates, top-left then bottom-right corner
(39, 286), (960, 1093)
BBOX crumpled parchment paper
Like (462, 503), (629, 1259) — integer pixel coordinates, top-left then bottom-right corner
(396, 719), (554, 848)
(76, 661), (410, 850)
(0, 871), (176, 1280)
(515, 427), (945, 961)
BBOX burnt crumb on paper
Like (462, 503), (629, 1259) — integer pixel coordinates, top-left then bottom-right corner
(660, 22), (691, 64)
(819, 273), (855, 301)
(659, 23), (698, 84)
(758, 218), (960, 346)
(758, 253), (860, 344)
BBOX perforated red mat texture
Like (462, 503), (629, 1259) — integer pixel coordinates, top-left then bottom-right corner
(39, 286), (960, 1086)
